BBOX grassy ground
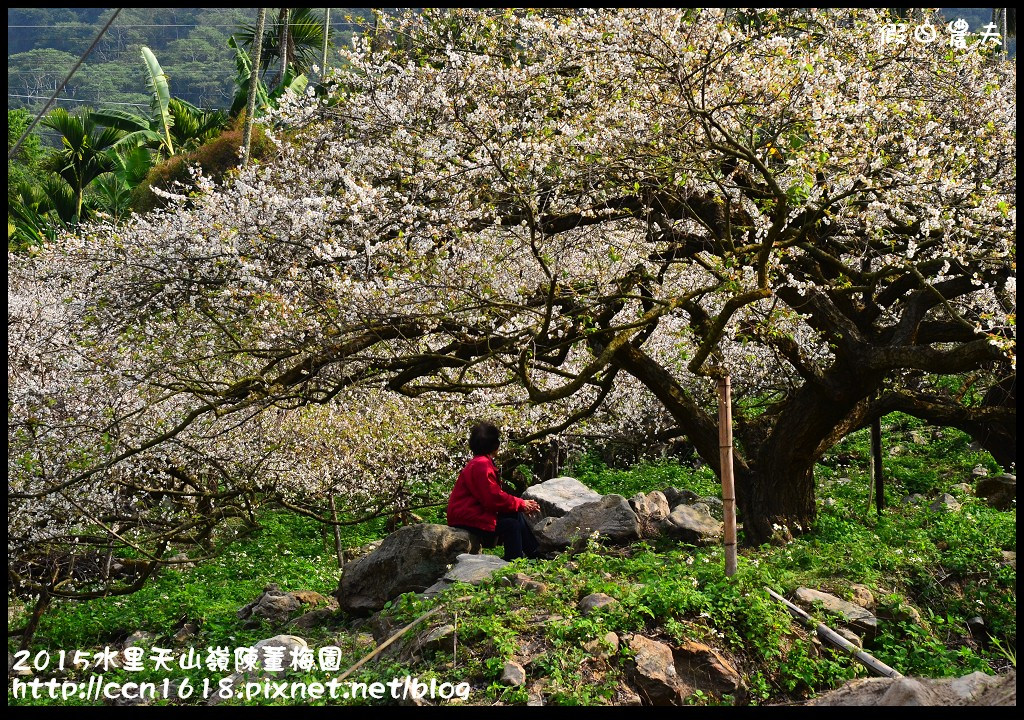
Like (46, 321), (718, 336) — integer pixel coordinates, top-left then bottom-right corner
(8, 414), (1016, 705)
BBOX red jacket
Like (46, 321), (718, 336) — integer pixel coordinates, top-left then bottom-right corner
(447, 455), (525, 532)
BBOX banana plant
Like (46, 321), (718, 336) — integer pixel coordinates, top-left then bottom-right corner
(228, 34), (308, 118)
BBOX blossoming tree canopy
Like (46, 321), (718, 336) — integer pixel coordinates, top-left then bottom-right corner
(8, 6), (1015, 602)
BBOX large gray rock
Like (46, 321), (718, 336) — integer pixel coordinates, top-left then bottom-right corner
(207, 635), (309, 706)
(976, 474), (1015, 510)
(794, 587), (878, 635)
(523, 477), (602, 518)
(443, 553), (508, 585)
(663, 487), (699, 508)
(662, 505), (723, 545)
(335, 524), (480, 614)
(630, 491), (671, 537)
(807, 670), (1015, 706)
(534, 495), (641, 549)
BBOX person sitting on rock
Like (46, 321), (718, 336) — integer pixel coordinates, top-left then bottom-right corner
(447, 422), (542, 561)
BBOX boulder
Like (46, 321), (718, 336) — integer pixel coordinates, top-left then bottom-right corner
(239, 584), (337, 626)
(627, 635), (689, 705)
(443, 553), (508, 585)
(929, 493), (961, 512)
(522, 477), (602, 518)
(630, 491), (671, 536)
(793, 588), (878, 635)
(335, 524), (480, 614)
(501, 661), (527, 687)
(673, 640), (741, 694)
(976, 474), (1015, 510)
(578, 592), (618, 615)
(288, 608), (336, 630)
(807, 670), (1014, 706)
(534, 495), (640, 549)
(663, 487), (699, 508)
(662, 505), (723, 545)
(207, 635), (308, 706)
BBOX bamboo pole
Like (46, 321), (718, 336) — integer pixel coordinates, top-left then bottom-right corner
(718, 376), (738, 577)
(241, 8), (266, 169)
(766, 588), (903, 679)
(320, 8), (330, 78)
(871, 418), (884, 515)
(329, 495), (345, 570)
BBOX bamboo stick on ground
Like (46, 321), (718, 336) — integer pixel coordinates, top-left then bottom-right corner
(766, 588), (903, 679)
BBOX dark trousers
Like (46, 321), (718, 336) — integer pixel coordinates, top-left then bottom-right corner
(453, 512), (540, 561)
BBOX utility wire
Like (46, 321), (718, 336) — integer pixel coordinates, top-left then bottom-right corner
(8, 93), (148, 107)
(8, 8), (123, 161)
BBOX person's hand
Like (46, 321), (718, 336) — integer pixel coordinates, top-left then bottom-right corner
(523, 499), (541, 515)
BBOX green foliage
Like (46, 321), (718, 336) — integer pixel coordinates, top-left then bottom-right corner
(10, 433), (1015, 706)
(130, 122), (275, 214)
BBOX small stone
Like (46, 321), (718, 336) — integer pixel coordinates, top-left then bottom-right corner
(836, 627), (863, 649)
(966, 616), (985, 635)
(501, 661), (527, 686)
(971, 465), (989, 478)
(929, 494), (960, 512)
(122, 630), (157, 649)
(888, 445), (905, 456)
(999, 550), (1016, 570)
(579, 593), (618, 615)
(288, 608), (336, 630)
(950, 483), (973, 494)
(502, 572), (547, 593)
(526, 682), (545, 706)
(909, 430), (929, 445)
(583, 631), (620, 659)
(822, 498), (837, 508)
(901, 493), (925, 505)
(172, 622), (198, 646)
(849, 584), (875, 610)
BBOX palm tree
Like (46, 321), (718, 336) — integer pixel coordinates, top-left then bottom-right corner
(238, 7), (331, 81)
(40, 108), (123, 222)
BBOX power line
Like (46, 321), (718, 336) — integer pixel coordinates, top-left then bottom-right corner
(9, 8), (123, 161)
(8, 93), (148, 107)
(8, 22), (362, 28)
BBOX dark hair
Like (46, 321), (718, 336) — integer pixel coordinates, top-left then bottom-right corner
(469, 422), (500, 456)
